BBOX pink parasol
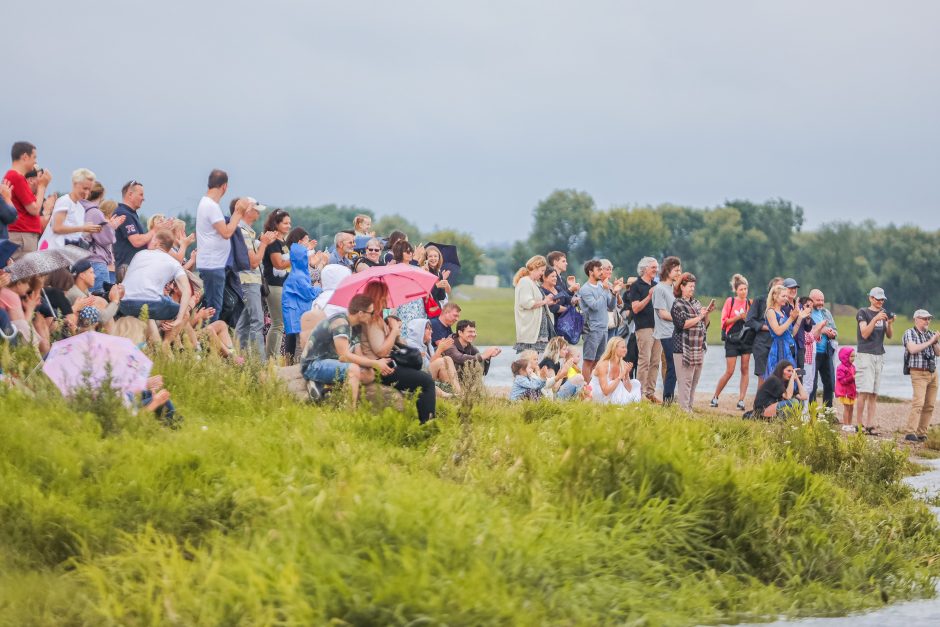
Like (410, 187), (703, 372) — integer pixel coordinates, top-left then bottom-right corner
(42, 331), (153, 397)
(328, 264), (438, 308)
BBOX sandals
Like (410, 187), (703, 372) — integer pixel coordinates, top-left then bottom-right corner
(863, 426), (881, 437)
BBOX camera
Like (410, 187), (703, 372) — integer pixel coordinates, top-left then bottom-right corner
(795, 368), (806, 378)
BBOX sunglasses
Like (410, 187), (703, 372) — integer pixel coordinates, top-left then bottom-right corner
(366, 247), (381, 252)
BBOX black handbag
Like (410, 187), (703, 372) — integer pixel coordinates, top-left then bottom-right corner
(391, 344), (424, 370)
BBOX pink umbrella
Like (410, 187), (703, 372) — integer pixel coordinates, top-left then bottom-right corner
(42, 331), (153, 397)
(328, 264), (438, 308)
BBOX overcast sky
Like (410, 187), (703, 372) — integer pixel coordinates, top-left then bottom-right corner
(6, 0), (938, 243)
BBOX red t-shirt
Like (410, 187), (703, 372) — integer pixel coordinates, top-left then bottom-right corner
(3, 169), (40, 234)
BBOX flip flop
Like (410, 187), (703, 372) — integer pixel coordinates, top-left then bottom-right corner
(864, 426), (880, 437)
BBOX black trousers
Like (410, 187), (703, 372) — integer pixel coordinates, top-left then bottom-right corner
(382, 367), (436, 423)
(810, 351), (835, 407)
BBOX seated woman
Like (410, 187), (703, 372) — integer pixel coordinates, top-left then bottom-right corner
(590, 336), (642, 405)
(509, 358), (546, 400)
(539, 336), (584, 399)
(355, 282), (437, 423)
(405, 318), (462, 396)
(752, 359), (808, 419)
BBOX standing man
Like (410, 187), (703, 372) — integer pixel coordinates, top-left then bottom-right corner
(196, 169), (244, 322)
(113, 180), (162, 279)
(902, 310), (938, 443)
(580, 259), (622, 384)
(3, 141), (53, 259)
(808, 289), (838, 407)
(629, 256), (660, 402)
(547, 250), (580, 306)
(653, 256), (682, 404)
(855, 287), (894, 435)
(234, 197), (277, 358)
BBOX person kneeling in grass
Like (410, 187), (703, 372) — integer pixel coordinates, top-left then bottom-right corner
(752, 359), (808, 419)
(300, 294), (393, 408)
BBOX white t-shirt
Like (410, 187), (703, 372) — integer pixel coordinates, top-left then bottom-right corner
(195, 195), (229, 270)
(122, 249), (186, 301)
(38, 194), (86, 249)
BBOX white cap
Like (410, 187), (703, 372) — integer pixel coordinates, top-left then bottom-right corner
(913, 309), (933, 319)
(245, 197), (267, 212)
(868, 287), (886, 300)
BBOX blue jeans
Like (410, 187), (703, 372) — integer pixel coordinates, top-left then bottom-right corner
(557, 379), (581, 399)
(141, 390), (179, 426)
(303, 359), (349, 384)
(236, 282), (265, 358)
(119, 297), (180, 321)
(199, 268), (226, 323)
(659, 335), (677, 402)
(90, 261), (110, 294)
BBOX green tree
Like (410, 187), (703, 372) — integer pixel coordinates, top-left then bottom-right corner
(527, 190), (596, 261)
(374, 214), (423, 241)
(592, 207), (670, 277)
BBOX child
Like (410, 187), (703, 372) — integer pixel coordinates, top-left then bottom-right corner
(353, 214), (373, 237)
(509, 358), (546, 401)
(835, 346), (857, 432)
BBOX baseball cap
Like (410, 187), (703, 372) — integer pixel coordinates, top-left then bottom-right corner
(869, 287), (887, 300)
(71, 259), (93, 275)
(913, 309), (932, 319)
(245, 197), (267, 212)
(782, 278), (799, 289)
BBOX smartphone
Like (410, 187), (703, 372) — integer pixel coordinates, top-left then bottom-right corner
(708, 299), (716, 309)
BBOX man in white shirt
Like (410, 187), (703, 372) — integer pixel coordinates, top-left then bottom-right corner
(119, 230), (191, 324)
(38, 168), (102, 249)
(195, 169), (244, 322)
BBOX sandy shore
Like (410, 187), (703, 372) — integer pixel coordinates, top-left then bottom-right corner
(485, 386), (938, 440)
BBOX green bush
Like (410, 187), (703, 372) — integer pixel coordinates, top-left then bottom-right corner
(1, 351), (938, 625)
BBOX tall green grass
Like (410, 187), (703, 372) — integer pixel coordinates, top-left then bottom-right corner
(1, 348), (938, 625)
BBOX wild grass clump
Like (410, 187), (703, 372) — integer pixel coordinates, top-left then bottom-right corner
(1, 351), (939, 625)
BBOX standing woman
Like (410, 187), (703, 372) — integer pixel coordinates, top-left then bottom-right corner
(670, 272), (715, 412)
(513, 255), (554, 354)
(282, 227), (321, 363)
(764, 284), (807, 378)
(262, 209), (292, 360)
(423, 245), (451, 306)
(539, 267), (570, 338)
(711, 274), (752, 410)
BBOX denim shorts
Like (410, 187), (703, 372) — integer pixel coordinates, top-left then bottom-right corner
(303, 359), (349, 384)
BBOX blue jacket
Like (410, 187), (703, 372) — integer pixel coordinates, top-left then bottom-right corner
(0, 197), (17, 240)
(281, 243), (321, 334)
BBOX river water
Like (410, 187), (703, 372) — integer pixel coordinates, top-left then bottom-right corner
(483, 344), (913, 400)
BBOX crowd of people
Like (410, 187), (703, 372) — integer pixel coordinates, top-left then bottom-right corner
(0, 141), (481, 423)
(510, 249), (937, 440)
(1, 139), (936, 439)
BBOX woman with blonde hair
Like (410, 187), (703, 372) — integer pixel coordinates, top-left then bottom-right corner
(711, 273), (752, 410)
(764, 283), (808, 378)
(590, 336), (642, 404)
(539, 336), (584, 399)
(513, 255), (554, 353)
(423, 244), (451, 306)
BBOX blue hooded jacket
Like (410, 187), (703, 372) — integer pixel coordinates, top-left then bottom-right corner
(281, 243), (321, 334)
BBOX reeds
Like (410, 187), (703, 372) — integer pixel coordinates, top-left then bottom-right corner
(1, 347), (938, 625)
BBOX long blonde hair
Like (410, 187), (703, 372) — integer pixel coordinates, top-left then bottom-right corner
(513, 255), (547, 286)
(542, 337), (569, 362)
(147, 213), (166, 232)
(424, 245), (443, 273)
(767, 284), (788, 310)
(598, 336), (626, 365)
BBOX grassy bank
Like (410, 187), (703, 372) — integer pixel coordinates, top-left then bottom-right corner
(454, 287), (914, 347)
(1, 346), (939, 625)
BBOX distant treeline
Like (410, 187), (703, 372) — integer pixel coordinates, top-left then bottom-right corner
(180, 192), (937, 313)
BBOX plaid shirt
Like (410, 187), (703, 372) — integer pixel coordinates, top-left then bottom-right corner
(671, 297), (707, 367)
(903, 327), (937, 370)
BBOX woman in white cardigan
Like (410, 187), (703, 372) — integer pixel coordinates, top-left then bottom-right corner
(513, 255), (554, 353)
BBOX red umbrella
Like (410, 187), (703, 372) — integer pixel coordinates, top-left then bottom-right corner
(328, 263), (438, 308)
